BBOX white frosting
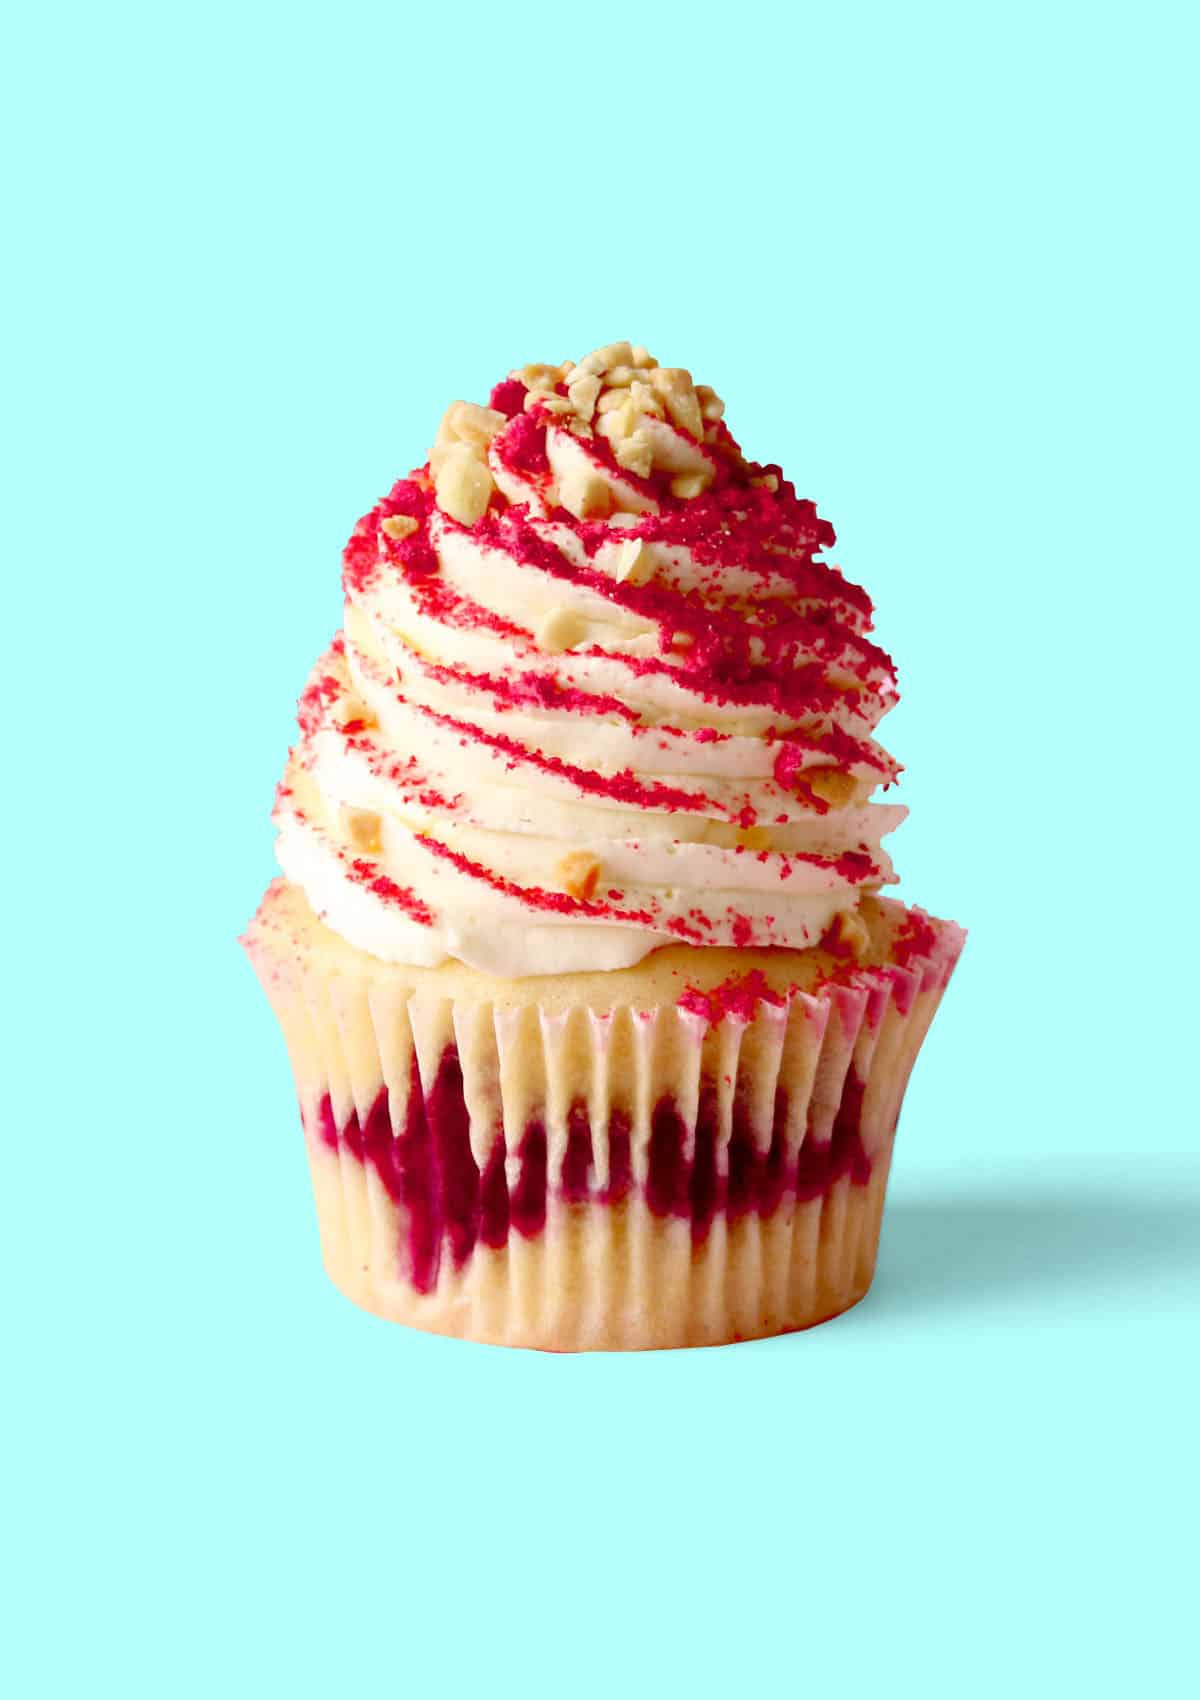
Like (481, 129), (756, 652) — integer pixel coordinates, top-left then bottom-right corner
(272, 375), (905, 975)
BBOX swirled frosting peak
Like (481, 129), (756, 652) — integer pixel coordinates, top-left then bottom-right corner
(272, 343), (906, 976)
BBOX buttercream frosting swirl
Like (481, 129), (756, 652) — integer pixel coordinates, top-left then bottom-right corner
(272, 344), (905, 975)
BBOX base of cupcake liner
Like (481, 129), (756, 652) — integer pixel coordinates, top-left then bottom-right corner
(310, 1149), (893, 1350)
(245, 880), (963, 1351)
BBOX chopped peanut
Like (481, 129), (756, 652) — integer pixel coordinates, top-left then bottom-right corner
(596, 399), (639, 445)
(627, 379), (665, 418)
(614, 432), (653, 479)
(575, 341), (634, 377)
(614, 537), (646, 582)
(519, 363), (563, 390)
(557, 850), (601, 900)
(805, 769), (861, 808)
(537, 607), (588, 652)
(555, 458), (613, 520)
(332, 700), (377, 730)
(669, 470), (712, 499)
(649, 367), (704, 439)
(381, 514), (418, 541)
(435, 400), (505, 451)
(525, 389), (574, 415)
(434, 443), (495, 525)
(566, 372), (602, 419)
(340, 805), (382, 854)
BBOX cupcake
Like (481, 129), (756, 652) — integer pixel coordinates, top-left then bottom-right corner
(242, 342), (964, 1349)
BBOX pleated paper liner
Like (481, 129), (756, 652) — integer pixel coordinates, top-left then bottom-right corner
(244, 880), (964, 1350)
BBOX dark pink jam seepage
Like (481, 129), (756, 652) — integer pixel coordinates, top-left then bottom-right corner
(307, 1047), (871, 1292)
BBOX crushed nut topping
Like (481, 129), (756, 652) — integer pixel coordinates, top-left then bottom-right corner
(540, 343), (724, 466)
(430, 344), (728, 521)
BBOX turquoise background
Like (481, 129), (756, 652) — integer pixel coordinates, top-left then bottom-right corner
(7, 2), (1197, 1695)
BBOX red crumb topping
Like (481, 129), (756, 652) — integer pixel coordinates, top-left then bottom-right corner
(830, 850), (876, 881)
(347, 858), (435, 926)
(410, 700), (722, 816)
(345, 741), (464, 817)
(494, 412), (550, 476)
(770, 722), (893, 774)
(413, 656), (641, 724)
(343, 478), (437, 596)
(296, 637), (346, 735)
(489, 378), (527, 417)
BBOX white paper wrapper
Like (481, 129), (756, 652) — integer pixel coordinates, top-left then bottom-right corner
(244, 881), (964, 1350)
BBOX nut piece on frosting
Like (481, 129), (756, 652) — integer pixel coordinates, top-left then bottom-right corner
(566, 372), (602, 419)
(340, 805), (383, 854)
(557, 850), (601, 901)
(432, 400), (506, 462)
(648, 367), (704, 440)
(573, 341), (636, 378)
(430, 401), (506, 524)
(613, 537), (647, 583)
(536, 607), (588, 652)
(613, 433), (653, 479)
(805, 768), (861, 808)
(434, 443), (495, 526)
(553, 344), (721, 452)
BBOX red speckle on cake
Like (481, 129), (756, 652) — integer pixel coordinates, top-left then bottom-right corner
(678, 970), (791, 1024)
(891, 907), (940, 966)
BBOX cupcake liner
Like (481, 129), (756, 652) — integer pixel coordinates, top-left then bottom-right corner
(246, 884), (963, 1349)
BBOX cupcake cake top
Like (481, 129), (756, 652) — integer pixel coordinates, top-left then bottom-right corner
(272, 342), (905, 976)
